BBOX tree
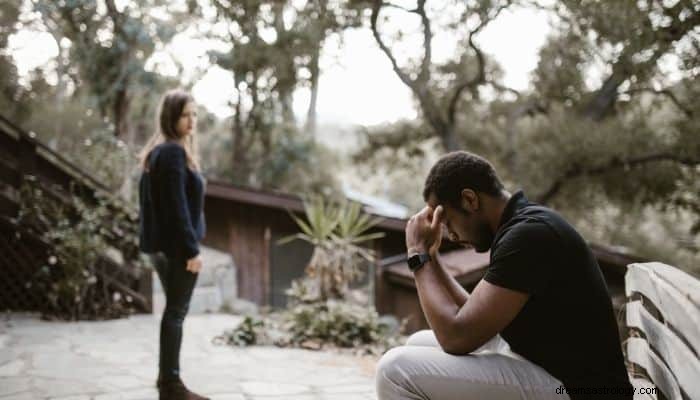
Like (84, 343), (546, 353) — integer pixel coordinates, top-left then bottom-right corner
(370, 0), (518, 151)
(30, 0), (196, 197)
(298, 0), (364, 135)
(0, 0), (32, 123)
(358, 0), (700, 272)
(208, 0), (360, 189)
(528, 0), (700, 203)
(33, 0), (187, 142)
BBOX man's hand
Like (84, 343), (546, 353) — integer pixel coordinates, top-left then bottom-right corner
(406, 205), (444, 256)
(186, 255), (202, 274)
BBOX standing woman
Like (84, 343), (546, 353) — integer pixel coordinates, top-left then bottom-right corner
(139, 89), (209, 400)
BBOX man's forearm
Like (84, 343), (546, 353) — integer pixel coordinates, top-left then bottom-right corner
(431, 252), (470, 307)
(413, 258), (461, 347)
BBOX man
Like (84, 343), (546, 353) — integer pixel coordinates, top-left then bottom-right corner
(376, 151), (633, 400)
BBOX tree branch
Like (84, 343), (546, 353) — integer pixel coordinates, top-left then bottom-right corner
(416, 0), (432, 83)
(622, 87), (693, 118)
(105, 0), (126, 38)
(382, 2), (416, 13)
(447, 1), (513, 125)
(537, 153), (700, 204)
(489, 81), (521, 98)
(370, 1), (415, 88)
(583, 4), (700, 120)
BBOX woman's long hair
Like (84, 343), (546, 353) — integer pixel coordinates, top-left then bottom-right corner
(139, 89), (200, 171)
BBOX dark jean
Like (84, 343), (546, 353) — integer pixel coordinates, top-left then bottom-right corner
(152, 251), (199, 381)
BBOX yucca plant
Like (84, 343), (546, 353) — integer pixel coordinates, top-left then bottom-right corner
(280, 196), (385, 302)
(332, 201), (385, 300)
(280, 196), (340, 247)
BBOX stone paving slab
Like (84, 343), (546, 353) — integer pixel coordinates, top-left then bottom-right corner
(0, 313), (378, 400)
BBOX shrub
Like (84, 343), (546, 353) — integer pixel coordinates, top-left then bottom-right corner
(16, 176), (145, 320)
(214, 316), (265, 347)
(282, 300), (390, 349)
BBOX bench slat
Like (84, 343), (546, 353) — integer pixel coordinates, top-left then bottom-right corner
(625, 263), (700, 355)
(627, 337), (682, 400)
(644, 262), (700, 307)
(629, 377), (657, 400)
(627, 301), (700, 400)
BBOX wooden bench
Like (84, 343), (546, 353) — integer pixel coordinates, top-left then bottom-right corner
(625, 262), (700, 400)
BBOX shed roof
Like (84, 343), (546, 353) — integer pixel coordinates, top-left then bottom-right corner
(205, 180), (407, 232)
(381, 242), (644, 288)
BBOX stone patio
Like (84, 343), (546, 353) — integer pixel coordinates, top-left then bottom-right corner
(0, 313), (379, 400)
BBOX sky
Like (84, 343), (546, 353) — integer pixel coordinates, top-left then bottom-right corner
(9, 4), (552, 127)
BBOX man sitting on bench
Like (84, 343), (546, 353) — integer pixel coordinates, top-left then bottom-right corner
(376, 151), (633, 400)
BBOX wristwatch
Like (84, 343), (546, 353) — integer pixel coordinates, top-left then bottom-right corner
(407, 253), (432, 272)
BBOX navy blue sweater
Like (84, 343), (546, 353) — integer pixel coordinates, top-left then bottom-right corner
(139, 142), (206, 259)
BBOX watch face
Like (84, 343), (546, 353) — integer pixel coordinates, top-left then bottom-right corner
(408, 254), (429, 271)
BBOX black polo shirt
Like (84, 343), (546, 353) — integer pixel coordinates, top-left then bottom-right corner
(483, 191), (633, 400)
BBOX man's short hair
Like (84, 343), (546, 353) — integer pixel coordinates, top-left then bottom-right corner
(423, 151), (505, 207)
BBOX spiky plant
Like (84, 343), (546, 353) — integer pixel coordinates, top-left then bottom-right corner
(280, 196), (384, 302)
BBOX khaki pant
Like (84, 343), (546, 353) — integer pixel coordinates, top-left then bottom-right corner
(376, 330), (570, 400)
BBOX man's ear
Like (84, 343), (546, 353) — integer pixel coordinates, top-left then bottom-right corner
(460, 189), (479, 212)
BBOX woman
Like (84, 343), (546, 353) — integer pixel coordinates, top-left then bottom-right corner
(139, 89), (208, 400)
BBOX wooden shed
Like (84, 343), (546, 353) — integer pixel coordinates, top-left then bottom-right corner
(202, 181), (407, 308)
(202, 179), (643, 335)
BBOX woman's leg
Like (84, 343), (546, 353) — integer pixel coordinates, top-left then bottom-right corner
(153, 253), (169, 294)
(159, 253), (199, 382)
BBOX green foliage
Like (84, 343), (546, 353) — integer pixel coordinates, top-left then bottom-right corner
(256, 130), (338, 194)
(532, 31), (589, 105)
(214, 316), (265, 347)
(28, 111), (134, 191)
(281, 300), (392, 350)
(0, 0), (32, 123)
(280, 197), (384, 302)
(282, 196), (341, 246)
(14, 67), (187, 198)
(16, 176), (145, 320)
(32, 0), (181, 128)
(208, 0), (360, 189)
(214, 300), (405, 355)
(198, 117), (339, 193)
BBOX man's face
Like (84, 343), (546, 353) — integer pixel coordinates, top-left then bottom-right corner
(427, 192), (494, 253)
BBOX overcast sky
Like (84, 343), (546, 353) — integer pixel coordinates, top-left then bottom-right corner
(9, 4), (552, 126)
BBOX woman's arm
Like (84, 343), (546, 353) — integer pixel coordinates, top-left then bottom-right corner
(160, 145), (200, 259)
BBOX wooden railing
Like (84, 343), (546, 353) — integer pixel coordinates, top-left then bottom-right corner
(0, 114), (151, 315)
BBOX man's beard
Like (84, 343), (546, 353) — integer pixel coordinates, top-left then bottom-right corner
(471, 218), (495, 253)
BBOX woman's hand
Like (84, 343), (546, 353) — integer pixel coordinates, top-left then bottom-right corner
(186, 255), (202, 274)
(405, 205), (444, 256)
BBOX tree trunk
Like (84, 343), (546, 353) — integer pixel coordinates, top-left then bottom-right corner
(414, 89), (458, 151)
(583, 70), (627, 121)
(280, 89), (295, 126)
(114, 85), (134, 199)
(305, 43), (321, 137)
(442, 125), (458, 152)
(231, 84), (248, 184)
(113, 85), (131, 140)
